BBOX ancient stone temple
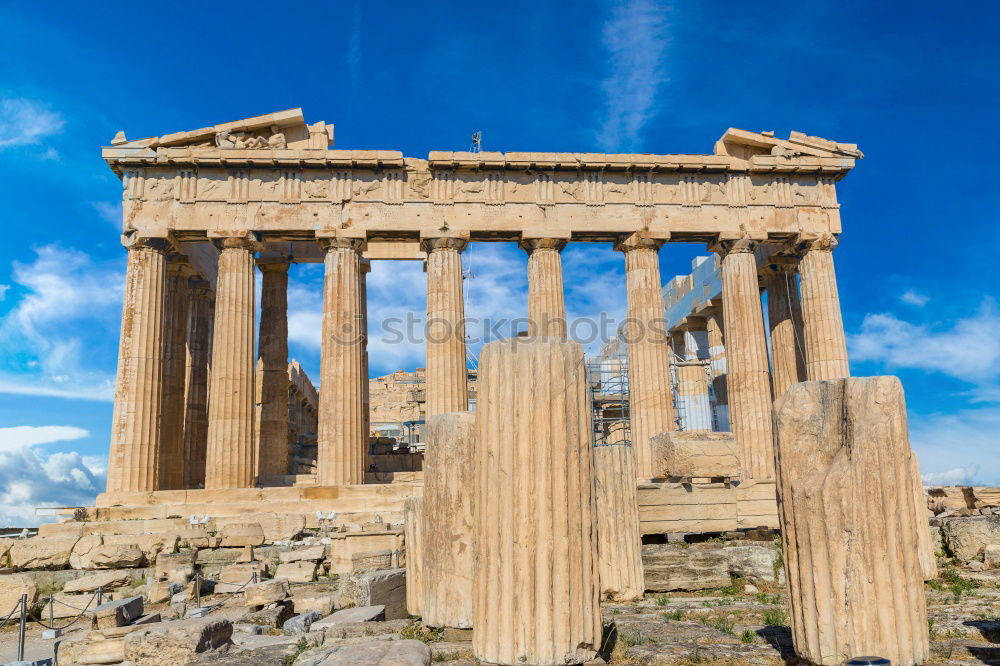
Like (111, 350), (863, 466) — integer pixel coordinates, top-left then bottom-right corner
(100, 109), (858, 512)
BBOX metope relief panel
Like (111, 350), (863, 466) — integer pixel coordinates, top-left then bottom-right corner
(143, 175), (175, 202)
(604, 172), (631, 204)
(351, 170), (382, 200)
(302, 171), (336, 201)
(790, 176), (821, 206)
(196, 170), (228, 201)
(698, 176), (728, 205)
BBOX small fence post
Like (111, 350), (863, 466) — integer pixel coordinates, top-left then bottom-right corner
(195, 573), (201, 608)
(17, 593), (27, 660)
(252, 570), (258, 585)
(49, 594), (54, 626)
(97, 585), (104, 606)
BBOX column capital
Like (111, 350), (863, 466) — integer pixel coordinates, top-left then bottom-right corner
(421, 237), (468, 253)
(317, 236), (367, 253)
(795, 232), (839, 253)
(614, 231), (667, 253)
(710, 236), (759, 256)
(519, 237), (567, 253)
(212, 233), (263, 252)
(121, 232), (172, 253)
(257, 258), (291, 273)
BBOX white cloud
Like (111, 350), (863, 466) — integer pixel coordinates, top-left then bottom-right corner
(92, 201), (123, 229)
(0, 98), (65, 149)
(848, 299), (1000, 385)
(922, 465), (979, 487)
(0, 284), (8, 301)
(900, 289), (929, 307)
(596, 0), (671, 151)
(0, 425), (103, 527)
(0, 245), (122, 400)
(910, 405), (1000, 485)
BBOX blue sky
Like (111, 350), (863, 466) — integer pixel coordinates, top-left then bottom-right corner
(0, 1), (998, 524)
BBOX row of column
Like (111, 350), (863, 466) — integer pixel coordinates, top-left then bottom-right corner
(107, 229), (848, 494)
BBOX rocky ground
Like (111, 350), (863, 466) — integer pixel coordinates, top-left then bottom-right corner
(0, 560), (996, 665)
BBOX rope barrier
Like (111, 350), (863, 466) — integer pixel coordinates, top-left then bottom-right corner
(32, 589), (100, 631)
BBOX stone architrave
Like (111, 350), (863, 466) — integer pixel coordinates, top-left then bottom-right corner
(423, 237), (469, 418)
(256, 260), (290, 482)
(159, 254), (191, 490)
(422, 412), (475, 628)
(205, 235), (259, 489)
(317, 237), (367, 486)
(797, 234), (850, 381)
(593, 444), (644, 601)
(520, 237), (568, 337)
(774, 376), (929, 666)
(715, 238), (774, 479)
(108, 234), (171, 494)
(473, 338), (601, 665)
(705, 307), (729, 431)
(766, 263), (807, 398)
(403, 497), (423, 617)
(616, 232), (675, 478)
(182, 279), (213, 489)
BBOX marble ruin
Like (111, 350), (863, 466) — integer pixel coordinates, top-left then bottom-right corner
(7, 108), (977, 665)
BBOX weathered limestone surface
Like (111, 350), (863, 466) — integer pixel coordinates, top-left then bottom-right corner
(256, 260), (290, 481)
(183, 279), (213, 489)
(317, 237), (367, 486)
(422, 412), (475, 628)
(717, 238), (774, 479)
(521, 237), (568, 337)
(159, 254), (190, 490)
(642, 544), (731, 592)
(651, 431), (740, 479)
(108, 236), (170, 494)
(0, 573), (37, 615)
(9, 536), (78, 569)
(617, 233), (676, 478)
(423, 238), (469, 417)
(765, 264), (807, 398)
(403, 496), (423, 617)
(774, 376), (929, 666)
(474, 337), (601, 665)
(594, 444), (644, 601)
(205, 236), (258, 489)
(123, 616), (233, 665)
(797, 234), (850, 381)
(941, 517), (1000, 562)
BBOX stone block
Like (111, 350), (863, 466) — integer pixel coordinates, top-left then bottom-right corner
(219, 523), (265, 547)
(123, 616), (233, 665)
(593, 444), (644, 602)
(354, 567), (406, 620)
(95, 595), (144, 629)
(942, 516), (1000, 561)
(239, 600), (294, 628)
(8, 536), (79, 569)
(219, 561), (269, 585)
(721, 544), (781, 584)
(49, 592), (97, 618)
(175, 527), (212, 549)
(642, 544), (730, 591)
(147, 580), (183, 604)
(0, 573), (37, 616)
(283, 610), (322, 634)
(57, 633), (126, 665)
(311, 604), (385, 631)
(650, 430), (740, 479)
(985, 544), (1000, 569)
(350, 549), (393, 573)
(216, 513), (306, 542)
(64, 569), (132, 594)
(291, 591), (337, 616)
(296, 639), (431, 666)
(154, 550), (196, 583)
(274, 560), (317, 583)
(68, 535), (103, 569)
(244, 579), (289, 607)
(279, 544), (325, 563)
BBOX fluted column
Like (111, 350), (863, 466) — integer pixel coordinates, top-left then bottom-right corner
(256, 260), (290, 483)
(474, 338), (601, 665)
(594, 444), (644, 601)
(520, 237), (568, 337)
(797, 234), (850, 380)
(107, 235), (171, 494)
(673, 324), (713, 431)
(182, 278), (213, 489)
(317, 237), (367, 486)
(423, 237), (469, 418)
(706, 307), (729, 431)
(404, 496), (424, 617)
(715, 238), (774, 479)
(205, 235), (259, 489)
(615, 233), (675, 478)
(422, 412), (475, 628)
(766, 263), (807, 399)
(159, 254), (192, 490)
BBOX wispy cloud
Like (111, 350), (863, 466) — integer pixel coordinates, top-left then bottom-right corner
(848, 299), (1000, 386)
(900, 289), (929, 307)
(92, 201), (123, 229)
(596, 0), (671, 152)
(0, 98), (65, 149)
(0, 425), (104, 526)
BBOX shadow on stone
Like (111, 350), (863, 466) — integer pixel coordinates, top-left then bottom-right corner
(756, 625), (796, 662)
(965, 619), (1000, 643)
